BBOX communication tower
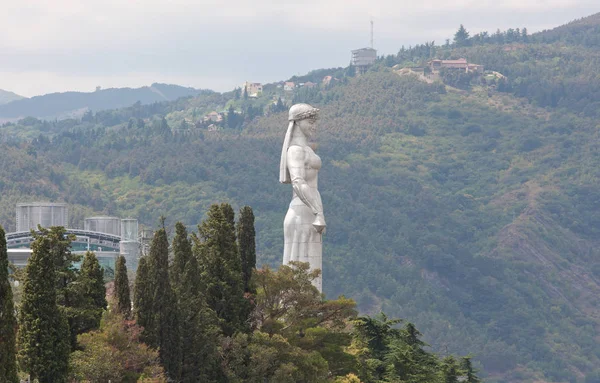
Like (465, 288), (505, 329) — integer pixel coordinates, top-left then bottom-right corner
(350, 21), (377, 75)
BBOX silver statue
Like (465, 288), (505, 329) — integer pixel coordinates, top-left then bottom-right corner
(279, 103), (326, 292)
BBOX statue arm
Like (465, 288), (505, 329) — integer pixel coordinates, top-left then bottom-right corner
(287, 146), (324, 216)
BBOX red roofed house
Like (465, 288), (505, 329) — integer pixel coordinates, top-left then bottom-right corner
(284, 82), (295, 91)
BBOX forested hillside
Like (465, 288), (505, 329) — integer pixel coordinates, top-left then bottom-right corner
(3, 13), (600, 382)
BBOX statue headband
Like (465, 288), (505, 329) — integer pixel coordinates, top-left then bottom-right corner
(289, 108), (319, 121)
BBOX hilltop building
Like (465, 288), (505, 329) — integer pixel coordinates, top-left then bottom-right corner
(351, 47), (377, 74)
(241, 81), (263, 97)
(427, 58), (484, 74)
(350, 20), (378, 75)
(7, 202), (142, 273)
(284, 82), (295, 91)
(204, 111), (223, 123)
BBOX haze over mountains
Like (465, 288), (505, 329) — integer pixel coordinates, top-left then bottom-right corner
(3, 11), (600, 383)
(0, 89), (26, 105)
(0, 83), (208, 121)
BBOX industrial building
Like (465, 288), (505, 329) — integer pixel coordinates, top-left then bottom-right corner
(16, 202), (69, 232)
(351, 48), (377, 74)
(350, 21), (377, 74)
(6, 202), (141, 273)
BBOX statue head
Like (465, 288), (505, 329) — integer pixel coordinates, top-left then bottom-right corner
(288, 103), (319, 122)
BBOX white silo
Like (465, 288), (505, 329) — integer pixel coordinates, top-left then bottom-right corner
(16, 202), (68, 232)
(85, 216), (121, 236)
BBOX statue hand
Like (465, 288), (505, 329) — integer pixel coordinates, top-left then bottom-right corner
(313, 213), (326, 234)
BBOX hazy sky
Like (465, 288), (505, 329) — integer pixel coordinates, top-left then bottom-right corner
(1, 0), (598, 97)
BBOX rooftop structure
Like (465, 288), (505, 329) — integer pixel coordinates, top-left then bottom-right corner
(350, 21), (377, 75)
(16, 202), (68, 232)
(284, 82), (295, 91)
(351, 48), (377, 74)
(85, 216), (121, 236)
(427, 58), (484, 74)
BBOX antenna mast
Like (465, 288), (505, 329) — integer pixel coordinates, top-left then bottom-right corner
(370, 20), (374, 48)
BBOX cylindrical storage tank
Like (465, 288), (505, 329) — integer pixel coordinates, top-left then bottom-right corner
(120, 241), (140, 272)
(84, 216), (121, 236)
(121, 219), (139, 241)
(16, 202), (68, 232)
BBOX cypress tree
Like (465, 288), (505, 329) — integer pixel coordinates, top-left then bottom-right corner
(148, 227), (181, 380)
(196, 203), (248, 335)
(47, 226), (84, 348)
(18, 228), (70, 383)
(237, 206), (256, 293)
(79, 251), (107, 329)
(134, 256), (153, 340)
(114, 255), (131, 317)
(180, 255), (220, 382)
(0, 226), (18, 383)
(170, 222), (192, 295)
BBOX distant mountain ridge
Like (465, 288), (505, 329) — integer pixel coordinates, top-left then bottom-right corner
(0, 89), (26, 105)
(0, 83), (209, 120)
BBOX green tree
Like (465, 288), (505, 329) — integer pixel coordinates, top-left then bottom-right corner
(227, 104), (240, 130)
(18, 228), (70, 383)
(78, 251), (107, 331)
(195, 203), (249, 335)
(170, 221), (192, 295)
(441, 356), (459, 383)
(114, 255), (131, 317)
(45, 226), (87, 348)
(454, 24), (470, 47)
(220, 331), (329, 383)
(252, 262), (356, 337)
(383, 323), (438, 383)
(237, 206), (256, 293)
(148, 226), (182, 380)
(179, 255), (221, 382)
(70, 309), (166, 382)
(522, 27), (529, 42)
(134, 256), (153, 339)
(275, 97), (285, 112)
(0, 226), (18, 383)
(460, 356), (481, 383)
(251, 262), (357, 376)
(243, 85), (248, 100)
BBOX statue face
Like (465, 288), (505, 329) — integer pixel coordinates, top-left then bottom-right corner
(297, 118), (317, 138)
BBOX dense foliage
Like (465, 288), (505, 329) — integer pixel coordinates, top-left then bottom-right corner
(18, 228), (71, 382)
(0, 226), (18, 383)
(70, 308), (166, 382)
(3, 13), (600, 382)
(114, 255), (132, 317)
